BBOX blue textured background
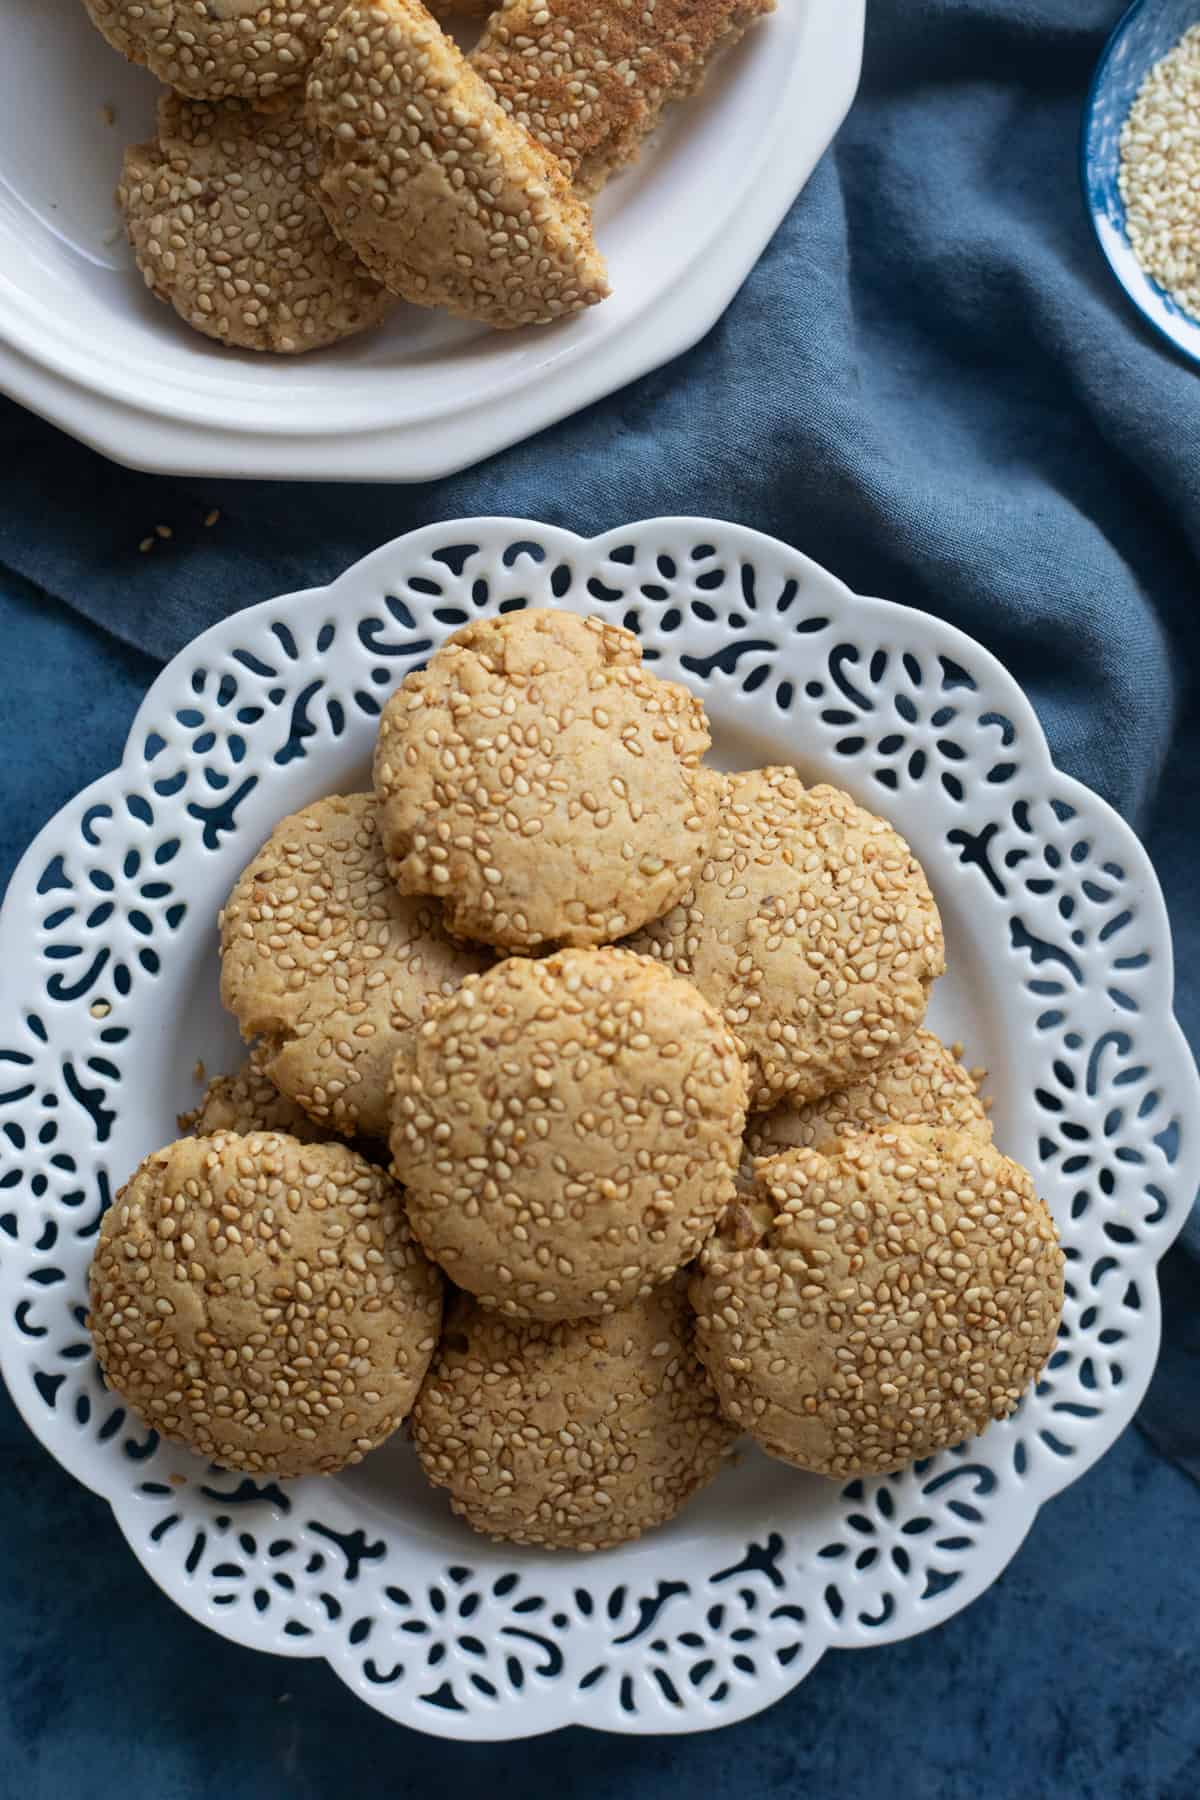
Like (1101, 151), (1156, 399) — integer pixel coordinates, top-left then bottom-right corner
(2, 1), (1199, 1792)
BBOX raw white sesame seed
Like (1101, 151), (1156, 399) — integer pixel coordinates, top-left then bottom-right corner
(1118, 24), (1200, 323)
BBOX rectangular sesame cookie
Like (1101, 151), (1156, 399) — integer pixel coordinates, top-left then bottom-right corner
(470, 0), (776, 195)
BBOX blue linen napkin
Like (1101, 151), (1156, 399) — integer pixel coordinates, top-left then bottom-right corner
(1, 0), (1199, 1787)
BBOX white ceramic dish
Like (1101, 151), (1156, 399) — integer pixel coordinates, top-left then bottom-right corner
(0, 3), (863, 482)
(1, 517), (1195, 1740)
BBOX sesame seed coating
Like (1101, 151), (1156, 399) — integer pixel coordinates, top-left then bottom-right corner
(373, 609), (720, 952)
(746, 1029), (991, 1163)
(220, 793), (490, 1141)
(306, 0), (610, 328)
(180, 1059), (331, 1144)
(180, 1058), (391, 1167)
(411, 1280), (736, 1548)
(472, 0), (776, 195)
(691, 1126), (1064, 1479)
(119, 92), (394, 354)
(82, 0), (344, 103)
(1118, 25), (1200, 327)
(390, 946), (749, 1321)
(89, 1130), (444, 1477)
(625, 767), (946, 1112)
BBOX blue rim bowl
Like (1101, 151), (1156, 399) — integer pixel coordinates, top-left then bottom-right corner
(1081, 0), (1200, 367)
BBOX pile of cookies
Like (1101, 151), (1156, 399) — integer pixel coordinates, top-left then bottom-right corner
(80, 0), (775, 348)
(89, 608), (1065, 1551)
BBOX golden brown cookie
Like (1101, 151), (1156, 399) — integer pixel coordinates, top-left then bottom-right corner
(745, 1029), (991, 1162)
(412, 1281), (736, 1548)
(82, 0), (343, 103)
(120, 94), (394, 354)
(373, 609), (720, 953)
(180, 1057), (392, 1166)
(306, 0), (609, 328)
(179, 1059), (329, 1144)
(219, 793), (489, 1141)
(89, 1131), (444, 1477)
(691, 1126), (1064, 1479)
(472, 0), (776, 195)
(390, 946), (748, 1320)
(626, 767), (945, 1112)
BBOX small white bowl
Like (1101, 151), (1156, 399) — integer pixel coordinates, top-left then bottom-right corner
(0, 2), (863, 481)
(1, 518), (1195, 1739)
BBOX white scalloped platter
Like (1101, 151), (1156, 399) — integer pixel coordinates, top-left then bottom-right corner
(0, 3), (862, 481)
(1, 518), (1196, 1740)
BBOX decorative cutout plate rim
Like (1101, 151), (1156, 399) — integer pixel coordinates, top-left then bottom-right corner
(1, 515), (1196, 1740)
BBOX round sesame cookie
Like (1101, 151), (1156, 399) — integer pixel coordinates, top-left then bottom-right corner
(89, 1131), (444, 1477)
(119, 93), (394, 354)
(625, 767), (946, 1112)
(81, 0), (342, 102)
(390, 946), (749, 1321)
(745, 1029), (991, 1163)
(306, 0), (610, 329)
(412, 1281), (736, 1549)
(220, 793), (490, 1142)
(691, 1126), (1064, 1479)
(373, 609), (720, 953)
